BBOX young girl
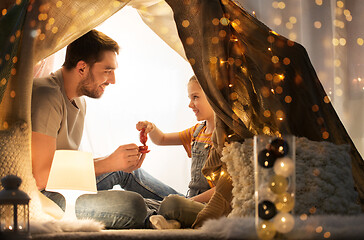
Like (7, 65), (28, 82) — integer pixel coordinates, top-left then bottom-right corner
(136, 75), (215, 228)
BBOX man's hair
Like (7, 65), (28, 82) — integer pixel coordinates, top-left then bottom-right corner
(63, 29), (119, 69)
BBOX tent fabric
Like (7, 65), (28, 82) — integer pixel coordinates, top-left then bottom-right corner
(165, 0), (364, 226)
(0, 0), (186, 223)
(0, 0), (363, 228)
(0, 0), (130, 221)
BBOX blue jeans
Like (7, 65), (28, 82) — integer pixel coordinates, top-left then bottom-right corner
(43, 168), (181, 229)
(96, 168), (181, 200)
(42, 190), (148, 229)
(159, 195), (205, 228)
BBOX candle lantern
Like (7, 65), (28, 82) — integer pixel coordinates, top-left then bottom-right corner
(0, 175), (30, 240)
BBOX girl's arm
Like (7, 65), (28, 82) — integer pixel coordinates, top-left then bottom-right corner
(136, 121), (182, 145)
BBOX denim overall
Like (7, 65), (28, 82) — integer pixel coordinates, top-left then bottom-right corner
(187, 122), (211, 198)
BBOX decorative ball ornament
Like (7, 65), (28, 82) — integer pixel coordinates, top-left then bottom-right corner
(269, 175), (288, 194)
(275, 192), (295, 212)
(273, 212), (295, 233)
(269, 138), (289, 157)
(258, 149), (276, 168)
(273, 157), (294, 177)
(258, 200), (277, 220)
(256, 220), (276, 240)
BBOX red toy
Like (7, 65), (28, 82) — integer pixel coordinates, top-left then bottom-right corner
(139, 128), (150, 153)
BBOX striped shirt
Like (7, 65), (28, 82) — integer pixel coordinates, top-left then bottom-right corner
(179, 123), (213, 158)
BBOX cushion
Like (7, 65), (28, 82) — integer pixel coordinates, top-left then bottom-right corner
(0, 121), (51, 221)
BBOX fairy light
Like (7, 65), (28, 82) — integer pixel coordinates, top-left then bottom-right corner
(337, 1), (344, 8)
(315, 0), (323, 6)
(357, 38), (363, 46)
(283, 58), (290, 65)
(56, 1), (63, 8)
(182, 20), (190, 27)
(316, 226), (323, 233)
(309, 206), (317, 214)
(264, 110), (271, 118)
(188, 58), (195, 65)
(278, 2), (286, 9)
(274, 17), (282, 26)
(219, 30), (227, 37)
(324, 232), (331, 238)
(300, 214), (308, 221)
(220, 17), (229, 26)
(209, 57), (218, 64)
(211, 37), (219, 44)
(212, 18), (220, 25)
(314, 21), (322, 29)
(284, 96), (292, 103)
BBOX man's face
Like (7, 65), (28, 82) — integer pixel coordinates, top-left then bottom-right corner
(77, 51), (118, 98)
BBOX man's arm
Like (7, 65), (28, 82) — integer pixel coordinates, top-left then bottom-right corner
(32, 131), (57, 190)
(32, 131), (146, 188)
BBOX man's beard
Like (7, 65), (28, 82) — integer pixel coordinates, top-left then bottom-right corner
(76, 70), (103, 99)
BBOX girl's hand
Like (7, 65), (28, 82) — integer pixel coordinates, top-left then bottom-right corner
(136, 121), (155, 134)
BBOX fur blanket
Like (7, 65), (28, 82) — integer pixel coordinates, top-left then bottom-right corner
(201, 215), (364, 239)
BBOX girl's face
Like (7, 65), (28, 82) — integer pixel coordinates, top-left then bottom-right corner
(187, 81), (214, 122)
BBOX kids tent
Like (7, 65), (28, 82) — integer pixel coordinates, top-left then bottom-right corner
(0, 0), (363, 230)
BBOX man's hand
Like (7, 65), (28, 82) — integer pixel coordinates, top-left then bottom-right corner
(94, 143), (146, 175)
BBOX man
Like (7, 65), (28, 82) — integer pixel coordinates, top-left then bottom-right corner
(31, 29), (179, 228)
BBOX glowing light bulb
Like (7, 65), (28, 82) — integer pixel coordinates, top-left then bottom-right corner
(269, 175), (288, 194)
(273, 157), (294, 177)
(275, 192), (295, 212)
(256, 220), (276, 240)
(273, 212), (295, 233)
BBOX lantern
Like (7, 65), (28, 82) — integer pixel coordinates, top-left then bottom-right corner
(0, 175), (30, 240)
